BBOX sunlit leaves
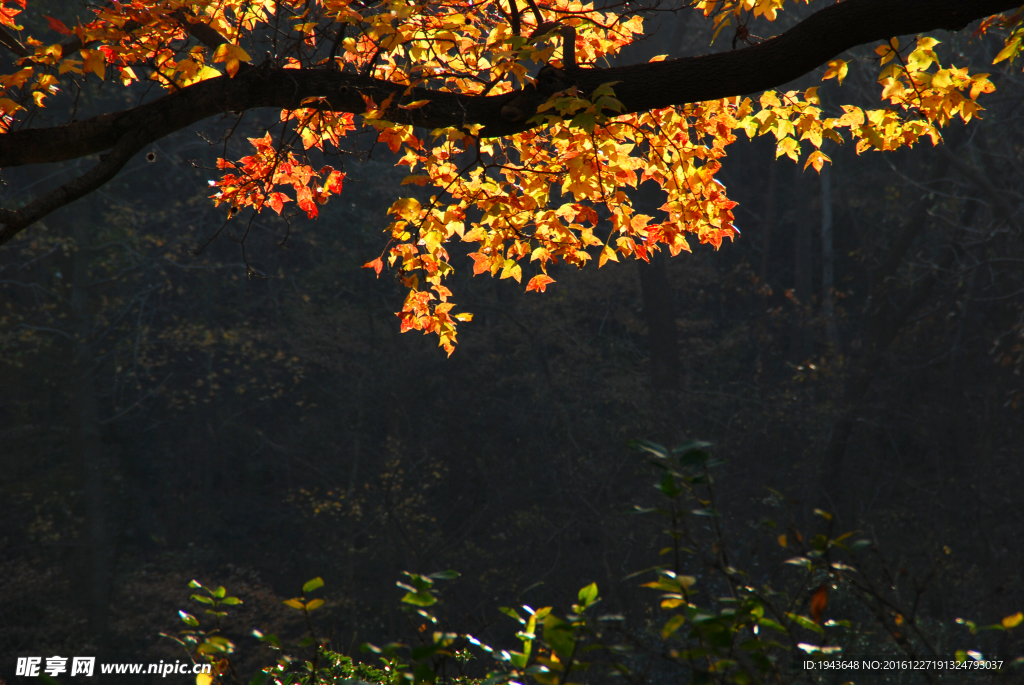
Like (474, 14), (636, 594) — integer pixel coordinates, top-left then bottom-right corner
(0, 0), (1008, 353)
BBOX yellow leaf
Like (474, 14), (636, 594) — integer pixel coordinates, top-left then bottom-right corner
(306, 598), (325, 611)
(993, 37), (1021, 64)
(194, 66), (221, 83)
(453, 313), (473, 321)
(401, 174), (431, 186)
(776, 136), (799, 162)
(598, 246), (618, 268)
(931, 69), (952, 90)
(197, 673), (213, 685)
(823, 59), (848, 85)
(1002, 612), (1023, 629)
(803, 150), (831, 172)
(213, 44), (252, 78)
(777, 534), (787, 547)
(82, 50), (105, 80)
(399, 100), (431, 110)
(283, 598), (305, 609)
(499, 259), (521, 283)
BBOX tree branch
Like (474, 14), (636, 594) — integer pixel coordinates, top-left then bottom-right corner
(0, 0), (1016, 244)
(0, 129), (149, 245)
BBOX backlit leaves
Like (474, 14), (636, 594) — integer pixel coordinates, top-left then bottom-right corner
(0, 0), (1008, 351)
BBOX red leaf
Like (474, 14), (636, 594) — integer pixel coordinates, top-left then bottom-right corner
(267, 192), (289, 214)
(810, 585), (828, 623)
(44, 15), (74, 35)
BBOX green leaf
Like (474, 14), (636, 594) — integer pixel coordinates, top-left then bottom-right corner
(661, 614), (685, 639)
(849, 539), (872, 551)
(302, 577), (325, 593)
(252, 630), (282, 649)
(628, 439), (669, 459)
(672, 440), (713, 454)
(657, 473), (681, 499)
(189, 579), (203, 589)
(786, 613), (824, 634)
(191, 594), (215, 604)
(578, 582), (599, 605)
(401, 590), (437, 607)
(591, 81), (622, 98)
(543, 614), (575, 659)
(691, 508), (720, 517)
(179, 610), (200, 627)
(499, 606), (525, 624)
(220, 596), (243, 605)
(428, 570), (460, 580)
(784, 557), (812, 570)
(757, 617), (787, 633)
(212, 586), (226, 598)
(39, 675), (61, 685)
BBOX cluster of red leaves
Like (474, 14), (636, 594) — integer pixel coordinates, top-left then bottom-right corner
(211, 133), (344, 220)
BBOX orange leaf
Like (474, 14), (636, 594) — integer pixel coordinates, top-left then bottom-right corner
(525, 274), (555, 293)
(810, 585), (828, 623)
(398, 100), (431, 110)
(363, 258), (383, 276)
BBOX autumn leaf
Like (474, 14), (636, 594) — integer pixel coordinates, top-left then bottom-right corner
(213, 44), (252, 78)
(44, 15), (73, 35)
(823, 59), (848, 85)
(1003, 612), (1023, 629)
(0, 0), (1008, 355)
(81, 50), (105, 80)
(810, 585), (828, 623)
(525, 274), (555, 293)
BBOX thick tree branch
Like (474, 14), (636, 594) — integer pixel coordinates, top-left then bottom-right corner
(0, 129), (149, 244)
(0, 0), (1016, 244)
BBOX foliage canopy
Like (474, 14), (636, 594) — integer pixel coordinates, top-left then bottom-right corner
(0, 0), (1021, 351)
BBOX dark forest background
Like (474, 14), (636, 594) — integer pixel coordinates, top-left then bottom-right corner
(2, 4), (1023, 683)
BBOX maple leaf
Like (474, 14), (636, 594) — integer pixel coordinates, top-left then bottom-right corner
(525, 274), (555, 293)
(44, 15), (73, 35)
(213, 44), (252, 78)
(0, 0), (1013, 355)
